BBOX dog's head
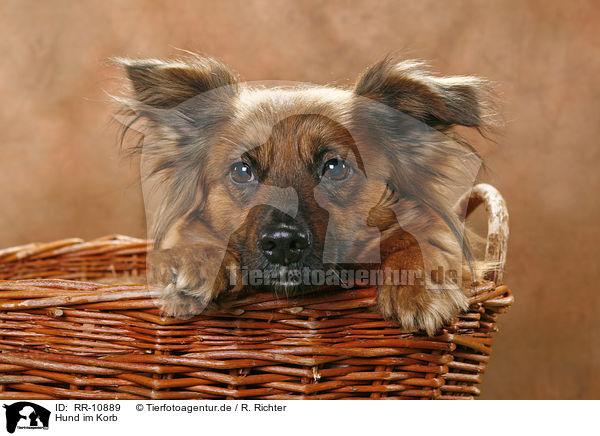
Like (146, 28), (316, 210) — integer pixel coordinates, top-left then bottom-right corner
(117, 55), (491, 294)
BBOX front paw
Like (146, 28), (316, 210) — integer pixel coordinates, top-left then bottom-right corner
(376, 282), (468, 336)
(148, 246), (239, 317)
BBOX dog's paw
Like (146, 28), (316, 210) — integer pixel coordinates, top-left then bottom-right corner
(148, 246), (238, 317)
(376, 282), (469, 336)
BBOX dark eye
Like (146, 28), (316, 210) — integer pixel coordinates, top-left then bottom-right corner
(229, 162), (254, 184)
(322, 158), (352, 181)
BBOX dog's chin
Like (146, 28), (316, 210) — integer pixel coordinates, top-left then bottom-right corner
(264, 281), (309, 296)
(252, 264), (324, 296)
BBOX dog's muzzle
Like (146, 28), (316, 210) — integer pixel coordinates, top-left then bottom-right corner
(258, 223), (311, 265)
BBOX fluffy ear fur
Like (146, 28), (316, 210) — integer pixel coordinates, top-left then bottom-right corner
(354, 58), (491, 130)
(352, 58), (494, 269)
(115, 55), (238, 109)
(114, 55), (239, 247)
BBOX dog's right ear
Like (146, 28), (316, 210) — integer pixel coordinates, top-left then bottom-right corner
(114, 55), (238, 108)
(354, 57), (492, 131)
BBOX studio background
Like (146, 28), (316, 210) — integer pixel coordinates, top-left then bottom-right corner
(1, 0), (598, 399)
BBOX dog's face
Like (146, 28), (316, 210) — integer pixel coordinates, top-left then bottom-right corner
(198, 89), (391, 293)
(144, 84), (393, 293)
(117, 55), (490, 332)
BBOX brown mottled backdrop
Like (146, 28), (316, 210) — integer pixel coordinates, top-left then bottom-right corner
(0, 0), (598, 399)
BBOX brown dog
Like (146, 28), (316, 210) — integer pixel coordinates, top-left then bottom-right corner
(116, 54), (492, 335)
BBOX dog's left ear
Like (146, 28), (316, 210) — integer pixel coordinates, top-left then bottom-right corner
(115, 55), (238, 109)
(354, 58), (490, 130)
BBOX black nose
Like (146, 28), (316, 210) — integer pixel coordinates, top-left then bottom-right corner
(259, 225), (311, 265)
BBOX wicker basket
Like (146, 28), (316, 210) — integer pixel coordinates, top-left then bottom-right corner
(0, 184), (512, 400)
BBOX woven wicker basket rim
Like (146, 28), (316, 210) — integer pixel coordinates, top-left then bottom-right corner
(0, 183), (512, 400)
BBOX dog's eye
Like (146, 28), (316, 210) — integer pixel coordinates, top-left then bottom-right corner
(229, 162), (255, 184)
(322, 158), (352, 181)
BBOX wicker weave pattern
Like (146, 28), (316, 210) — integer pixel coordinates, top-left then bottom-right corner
(0, 185), (513, 400)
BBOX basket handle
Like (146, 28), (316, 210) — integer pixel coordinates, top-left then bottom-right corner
(455, 183), (510, 285)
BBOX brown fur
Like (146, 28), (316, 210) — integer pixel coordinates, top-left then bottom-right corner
(116, 53), (492, 335)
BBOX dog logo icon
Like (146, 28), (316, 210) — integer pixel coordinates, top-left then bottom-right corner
(2, 402), (50, 433)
